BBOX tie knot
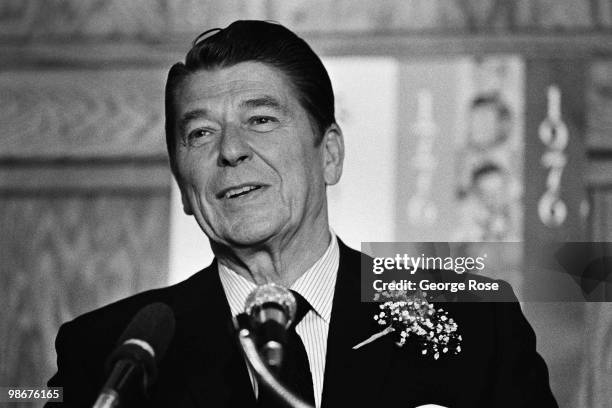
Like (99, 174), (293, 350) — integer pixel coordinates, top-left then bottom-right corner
(290, 290), (310, 329)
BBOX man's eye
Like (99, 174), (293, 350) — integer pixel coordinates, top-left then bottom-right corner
(252, 117), (272, 124)
(248, 116), (279, 132)
(188, 129), (213, 139)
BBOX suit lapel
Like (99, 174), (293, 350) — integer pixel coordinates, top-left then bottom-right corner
(321, 241), (394, 408)
(172, 261), (256, 407)
(321, 244), (471, 408)
(171, 242), (402, 407)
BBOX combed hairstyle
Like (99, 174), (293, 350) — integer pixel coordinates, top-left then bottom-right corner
(165, 20), (336, 173)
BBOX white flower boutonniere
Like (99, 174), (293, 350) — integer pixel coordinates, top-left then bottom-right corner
(370, 289), (462, 360)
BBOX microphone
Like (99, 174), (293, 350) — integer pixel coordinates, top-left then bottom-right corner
(93, 302), (175, 408)
(244, 283), (297, 370)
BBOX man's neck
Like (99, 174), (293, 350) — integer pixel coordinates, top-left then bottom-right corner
(213, 219), (332, 288)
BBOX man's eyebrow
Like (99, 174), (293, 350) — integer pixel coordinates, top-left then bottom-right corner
(179, 109), (209, 134)
(239, 96), (289, 114)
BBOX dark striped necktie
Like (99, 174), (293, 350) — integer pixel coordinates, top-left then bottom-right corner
(256, 290), (315, 407)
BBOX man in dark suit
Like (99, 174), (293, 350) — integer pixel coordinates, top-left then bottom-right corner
(47, 20), (558, 408)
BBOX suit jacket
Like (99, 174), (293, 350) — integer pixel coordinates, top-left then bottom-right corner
(47, 239), (558, 407)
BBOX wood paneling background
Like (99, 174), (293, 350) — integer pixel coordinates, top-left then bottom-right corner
(0, 194), (169, 385)
(0, 33), (172, 398)
(0, 70), (167, 160)
(3, 0), (612, 39)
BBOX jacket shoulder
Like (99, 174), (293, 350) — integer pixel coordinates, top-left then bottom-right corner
(46, 262), (219, 403)
(59, 262), (216, 346)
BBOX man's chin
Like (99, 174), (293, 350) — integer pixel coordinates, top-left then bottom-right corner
(223, 223), (284, 248)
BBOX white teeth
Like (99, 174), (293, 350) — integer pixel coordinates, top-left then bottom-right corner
(225, 185), (259, 199)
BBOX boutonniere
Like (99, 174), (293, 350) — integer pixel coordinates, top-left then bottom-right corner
(354, 289), (462, 360)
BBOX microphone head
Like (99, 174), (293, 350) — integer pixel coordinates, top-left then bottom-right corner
(244, 283), (297, 328)
(107, 302), (176, 385)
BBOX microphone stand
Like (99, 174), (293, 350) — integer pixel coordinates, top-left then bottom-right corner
(234, 314), (314, 408)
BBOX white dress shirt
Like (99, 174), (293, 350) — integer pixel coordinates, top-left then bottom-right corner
(218, 233), (339, 408)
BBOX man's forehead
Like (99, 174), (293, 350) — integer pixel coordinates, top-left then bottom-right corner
(177, 62), (295, 107)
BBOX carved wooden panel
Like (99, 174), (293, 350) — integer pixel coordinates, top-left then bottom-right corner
(0, 0), (168, 39)
(172, 0), (612, 32)
(0, 194), (169, 393)
(168, 0), (267, 33)
(0, 70), (167, 159)
(1, 0), (612, 41)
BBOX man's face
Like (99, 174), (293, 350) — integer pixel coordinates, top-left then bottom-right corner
(171, 62), (342, 248)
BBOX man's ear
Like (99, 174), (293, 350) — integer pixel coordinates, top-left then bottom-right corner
(321, 123), (344, 186)
(173, 173), (194, 215)
(170, 158), (194, 216)
(180, 189), (194, 215)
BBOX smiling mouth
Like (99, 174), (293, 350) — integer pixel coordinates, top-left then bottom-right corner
(220, 185), (263, 199)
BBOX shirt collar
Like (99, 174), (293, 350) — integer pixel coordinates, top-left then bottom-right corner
(218, 232), (339, 323)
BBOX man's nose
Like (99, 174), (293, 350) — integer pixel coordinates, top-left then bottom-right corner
(218, 125), (252, 167)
